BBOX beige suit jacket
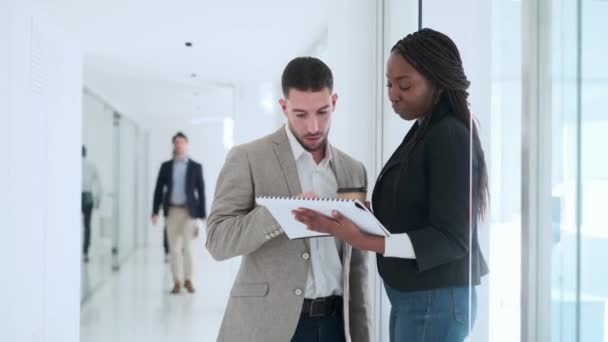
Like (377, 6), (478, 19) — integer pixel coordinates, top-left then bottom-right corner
(206, 126), (372, 342)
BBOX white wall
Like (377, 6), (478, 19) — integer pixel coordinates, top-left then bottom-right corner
(0, 1), (82, 341)
(379, 0), (419, 164)
(233, 81), (283, 145)
(0, 0), (11, 230)
(327, 0), (381, 178)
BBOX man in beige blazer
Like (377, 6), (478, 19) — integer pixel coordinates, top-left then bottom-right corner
(206, 57), (371, 342)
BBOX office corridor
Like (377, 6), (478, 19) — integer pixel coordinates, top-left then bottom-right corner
(80, 229), (240, 342)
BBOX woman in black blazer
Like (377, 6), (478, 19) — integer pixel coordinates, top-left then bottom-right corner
(294, 28), (489, 341)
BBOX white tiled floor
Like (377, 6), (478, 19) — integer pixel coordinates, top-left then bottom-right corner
(81, 230), (241, 342)
(80, 238), (114, 303)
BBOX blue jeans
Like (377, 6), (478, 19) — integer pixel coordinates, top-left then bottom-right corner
(384, 283), (477, 342)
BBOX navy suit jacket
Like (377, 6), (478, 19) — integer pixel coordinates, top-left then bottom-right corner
(152, 159), (206, 219)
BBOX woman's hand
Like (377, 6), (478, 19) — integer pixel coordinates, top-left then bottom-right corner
(293, 207), (386, 254)
(292, 208), (363, 246)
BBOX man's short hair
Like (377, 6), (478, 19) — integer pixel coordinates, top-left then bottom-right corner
(281, 57), (334, 97)
(172, 132), (188, 143)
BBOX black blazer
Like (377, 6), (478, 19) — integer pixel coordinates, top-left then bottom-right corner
(152, 159), (206, 219)
(373, 99), (488, 292)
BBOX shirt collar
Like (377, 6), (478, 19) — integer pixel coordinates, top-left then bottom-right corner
(173, 156), (189, 164)
(284, 124), (333, 165)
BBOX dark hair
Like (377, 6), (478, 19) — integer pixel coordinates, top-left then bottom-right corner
(82, 145), (87, 157)
(172, 132), (188, 143)
(281, 57), (333, 97)
(392, 28), (489, 220)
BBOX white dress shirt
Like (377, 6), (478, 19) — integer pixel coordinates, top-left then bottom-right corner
(170, 157), (189, 205)
(285, 125), (344, 299)
(82, 158), (102, 207)
(384, 233), (416, 259)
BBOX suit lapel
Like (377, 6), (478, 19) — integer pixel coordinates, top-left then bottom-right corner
(271, 128), (302, 197)
(167, 161), (174, 194)
(185, 160), (194, 189)
(329, 145), (349, 189)
(377, 121), (420, 182)
(270, 127), (309, 250)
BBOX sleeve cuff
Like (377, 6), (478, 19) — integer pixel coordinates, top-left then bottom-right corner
(384, 233), (416, 259)
(263, 227), (284, 240)
(258, 206), (284, 241)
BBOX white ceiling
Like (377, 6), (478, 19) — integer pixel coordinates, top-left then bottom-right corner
(37, 0), (329, 122)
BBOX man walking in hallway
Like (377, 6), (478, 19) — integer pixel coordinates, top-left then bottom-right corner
(152, 132), (206, 294)
(82, 145), (102, 263)
(206, 57), (371, 342)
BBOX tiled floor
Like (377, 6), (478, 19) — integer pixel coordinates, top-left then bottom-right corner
(80, 230), (241, 342)
(80, 238), (114, 303)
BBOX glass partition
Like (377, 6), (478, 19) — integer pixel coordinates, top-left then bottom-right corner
(81, 90), (149, 303)
(377, 1), (419, 341)
(81, 90), (116, 302)
(550, 0), (608, 340)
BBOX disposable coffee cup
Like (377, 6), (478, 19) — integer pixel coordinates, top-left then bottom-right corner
(336, 187), (367, 202)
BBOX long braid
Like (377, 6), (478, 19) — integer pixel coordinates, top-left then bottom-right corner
(392, 28), (490, 221)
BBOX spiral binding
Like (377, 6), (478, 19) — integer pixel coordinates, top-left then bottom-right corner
(257, 195), (354, 202)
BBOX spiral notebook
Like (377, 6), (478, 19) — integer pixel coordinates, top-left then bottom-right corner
(256, 196), (391, 240)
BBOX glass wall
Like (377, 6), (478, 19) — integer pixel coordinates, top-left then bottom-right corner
(550, 0), (608, 340)
(116, 116), (138, 265)
(81, 90), (116, 302)
(379, 0), (419, 163)
(487, 0), (523, 340)
(377, 1), (419, 341)
(579, 1), (608, 340)
(378, 0), (523, 340)
(81, 90), (149, 302)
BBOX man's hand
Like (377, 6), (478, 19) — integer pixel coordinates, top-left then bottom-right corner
(151, 215), (159, 225)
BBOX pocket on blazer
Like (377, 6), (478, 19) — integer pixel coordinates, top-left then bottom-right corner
(230, 282), (269, 297)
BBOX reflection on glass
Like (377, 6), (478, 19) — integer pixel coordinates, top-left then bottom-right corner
(81, 90), (116, 302)
(118, 117), (138, 263)
(487, 0), (523, 341)
(550, 0), (608, 341)
(579, 1), (608, 341)
(81, 90), (149, 304)
(550, 0), (581, 340)
(82, 144), (102, 263)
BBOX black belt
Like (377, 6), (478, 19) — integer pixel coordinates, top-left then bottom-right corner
(170, 204), (187, 208)
(301, 295), (342, 318)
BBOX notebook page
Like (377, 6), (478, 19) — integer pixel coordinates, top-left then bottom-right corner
(256, 196), (390, 240)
